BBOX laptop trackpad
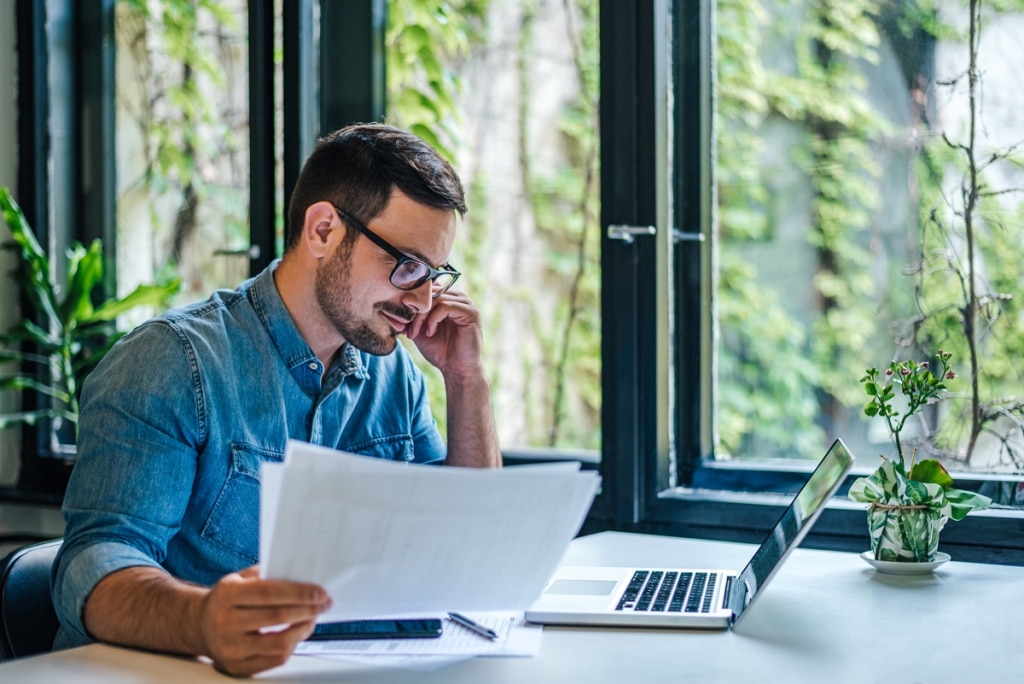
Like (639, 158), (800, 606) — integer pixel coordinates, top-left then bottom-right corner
(545, 579), (618, 596)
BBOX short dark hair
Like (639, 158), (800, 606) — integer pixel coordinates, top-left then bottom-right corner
(284, 123), (467, 251)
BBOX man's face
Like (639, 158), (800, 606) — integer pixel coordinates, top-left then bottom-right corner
(314, 236), (413, 356)
(313, 192), (457, 356)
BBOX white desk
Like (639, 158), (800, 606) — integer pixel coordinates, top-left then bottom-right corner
(3, 531), (1023, 683)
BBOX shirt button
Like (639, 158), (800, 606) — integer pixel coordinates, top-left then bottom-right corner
(309, 362), (319, 371)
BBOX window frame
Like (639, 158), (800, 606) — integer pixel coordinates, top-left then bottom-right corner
(6, 0), (116, 498)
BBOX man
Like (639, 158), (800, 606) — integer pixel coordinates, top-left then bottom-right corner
(51, 124), (501, 676)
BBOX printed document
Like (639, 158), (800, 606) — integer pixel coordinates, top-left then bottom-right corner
(294, 612), (541, 657)
(261, 440), (600, 622)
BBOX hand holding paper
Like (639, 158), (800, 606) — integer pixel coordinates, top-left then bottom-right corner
(261, 441), (600, 622)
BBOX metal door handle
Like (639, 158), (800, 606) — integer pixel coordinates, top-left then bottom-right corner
(607, 224), (656, 244)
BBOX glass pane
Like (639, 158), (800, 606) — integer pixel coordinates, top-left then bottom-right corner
(714, 0), (1024, 484)
(114, 0), (267, 311)
(385, 0), (601, 452)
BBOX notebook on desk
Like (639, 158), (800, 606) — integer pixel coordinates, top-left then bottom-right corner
(525, 438), (854, 630)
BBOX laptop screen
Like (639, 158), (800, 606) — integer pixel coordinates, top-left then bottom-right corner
(728, 439), (854, 626)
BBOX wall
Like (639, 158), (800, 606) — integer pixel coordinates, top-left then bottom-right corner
(1, 0), (20, 486)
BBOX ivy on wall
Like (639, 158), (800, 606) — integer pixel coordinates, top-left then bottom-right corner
(386, 0), (601, 449)
(717, 0), (1024, 469)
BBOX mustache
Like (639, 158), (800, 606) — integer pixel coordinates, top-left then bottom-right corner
(377, 301), (417, 321)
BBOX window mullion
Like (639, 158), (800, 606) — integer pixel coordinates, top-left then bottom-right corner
(672, 0), (713, 485)
(249, 0), (275, 273)
(593, 0), (669, 531)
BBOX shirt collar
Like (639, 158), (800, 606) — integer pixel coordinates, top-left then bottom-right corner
(248, 260), (369, 380)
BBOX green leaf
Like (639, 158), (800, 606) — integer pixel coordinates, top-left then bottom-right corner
(0, 407), (78, 430)
(85, 279), (182, 324)
(909, 459), (954, 488)
(0, 186), (61, 326)
(60, 239), (104, 327)
(0, 376), (73, 404)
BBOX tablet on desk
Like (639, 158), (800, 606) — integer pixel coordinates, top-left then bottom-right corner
(306, 618), (444, 640)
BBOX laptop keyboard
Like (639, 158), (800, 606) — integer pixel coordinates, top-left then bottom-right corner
(615, 570), (718, 613)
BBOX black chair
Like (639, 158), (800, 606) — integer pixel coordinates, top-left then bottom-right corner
(0, 538), (62, 660)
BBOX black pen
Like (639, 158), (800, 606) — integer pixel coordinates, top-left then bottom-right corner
(447, 612), (499, 640)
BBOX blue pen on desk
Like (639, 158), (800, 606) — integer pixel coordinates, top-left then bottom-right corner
(447, 612), (499, 640)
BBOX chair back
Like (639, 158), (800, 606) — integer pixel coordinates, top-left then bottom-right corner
(0, 539), (62, 660)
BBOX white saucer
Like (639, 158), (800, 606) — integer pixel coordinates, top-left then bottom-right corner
(860, 551), (950, 574)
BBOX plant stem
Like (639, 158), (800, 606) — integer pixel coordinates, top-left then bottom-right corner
(963, 0), (983, 461)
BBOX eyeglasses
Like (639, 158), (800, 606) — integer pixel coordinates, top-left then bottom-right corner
(333, 206), (461, 298)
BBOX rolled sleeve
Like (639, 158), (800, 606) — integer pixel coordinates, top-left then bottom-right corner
(51, 540), (163, 642)
(51, 322), (202, 642)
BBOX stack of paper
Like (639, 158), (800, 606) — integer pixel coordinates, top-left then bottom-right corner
(260, 440), (600, 622)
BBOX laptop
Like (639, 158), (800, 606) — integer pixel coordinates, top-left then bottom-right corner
(525, 438), (854, 630)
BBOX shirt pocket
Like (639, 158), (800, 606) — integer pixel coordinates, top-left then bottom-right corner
(343, 434), (416, 462)
(201, 442), (283, 564)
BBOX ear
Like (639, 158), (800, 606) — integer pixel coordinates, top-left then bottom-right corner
(302, 201), (341, 259)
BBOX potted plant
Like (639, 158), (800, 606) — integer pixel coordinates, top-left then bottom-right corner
(849, 350), (991, 563)
(0, 185), (181, 454)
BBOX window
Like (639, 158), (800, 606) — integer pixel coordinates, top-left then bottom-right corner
(10, 0), (1023, 565)
(114, 0), (263, 308)
(603, 0), (1024, 563)
(709, 0), (1024, 478)
(383, 0), (601, 453)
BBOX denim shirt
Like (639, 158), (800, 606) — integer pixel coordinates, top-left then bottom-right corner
(51, 261), (445, 646)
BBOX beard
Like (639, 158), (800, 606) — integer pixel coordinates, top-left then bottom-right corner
(314, 241), (415, 356)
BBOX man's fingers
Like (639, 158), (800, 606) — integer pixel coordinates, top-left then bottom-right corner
(215, 571), (332, 609)
(213, 625), (311, 678)
(200, 572), (331, 674)
(229, 602), (329, 633)
(413, 296), (478, 339)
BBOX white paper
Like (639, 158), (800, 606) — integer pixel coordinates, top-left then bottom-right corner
(293, 612), (542, 657)
(261, 440), (599, 622)
(258, 462), (285, 564)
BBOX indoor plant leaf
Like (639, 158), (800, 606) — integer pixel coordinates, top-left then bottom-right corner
(0, 183), (182, 438)
(0, 187), (61, 327)
(909, 458), (954, 488)
(86, 281), (182, 324)
(59, 240), (105, 326)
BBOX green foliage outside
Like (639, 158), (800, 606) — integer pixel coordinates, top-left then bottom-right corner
(116, 0), (249, 299)
(716, 0), (1024, 468)
(386, 0), (602, 449)
(716, 0), (895, 458)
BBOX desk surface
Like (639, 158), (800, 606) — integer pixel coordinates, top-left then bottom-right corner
(3, 531), (1023, 683)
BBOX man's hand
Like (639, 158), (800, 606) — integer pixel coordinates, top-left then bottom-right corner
(198, 566), (332, 676)
(406, 290), (501, 469)
(406, 290), (486, 380)
(83, 565), (332, 678)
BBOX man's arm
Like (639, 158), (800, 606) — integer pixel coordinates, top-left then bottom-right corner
(442, 369), (501, 467)
(407, 290), (501, 467)
(83, 565), (331, 677)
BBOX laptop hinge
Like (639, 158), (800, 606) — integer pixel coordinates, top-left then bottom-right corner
(722, 575), (734, 610)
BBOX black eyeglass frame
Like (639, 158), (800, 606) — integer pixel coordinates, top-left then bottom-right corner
(333, 205), (461, 298)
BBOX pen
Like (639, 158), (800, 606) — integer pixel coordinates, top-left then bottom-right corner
(447, 611), (499, 640)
